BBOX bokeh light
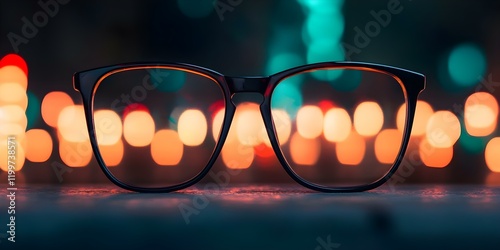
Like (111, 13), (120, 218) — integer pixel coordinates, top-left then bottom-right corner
(271, 82), (303, 119)
(420, 138), (453, 168)
(212, 109), (225, 141)
(426, 111), (461, 148)
(0, 54), (28, 76)
(26, 91), (41, 129)
(374, 129), (402, 164)
(151, 129), (183, 166)
(296, 105), (324, 139)
(485, 137), (500, 173)
(0, 139), (25, 171)
(59, 139), (92, 167)
(99, 139), (124, 167)
(290, 132), (320, 166)
(0, 65), (28, 89)
(153, 69), (186, 92)
(264, 109), (292, 146)
(464, 92), (498, 136)
(57, 105), (89, 143)
(94, 109), (123, 145)
(178, 109), (207, 146)
(123, 110), (155, 147)
(323, 107), (352, 142)
(0, 83), (28, 109)
(447, 43), (486, 87)
(222, 134), (254, 169)
(336, 130), (365, 165)
(41, 91), (74, 127)
(0, 105), (27, 130)
(354, 101), (384, 136)
(397, 101), (434, 136)
(307, 41), (344, 81)
(267, 53), (304, 75)
(236, 103), (265, 146)
(25, 129), (52, 162)
(304, 14), (344, 46)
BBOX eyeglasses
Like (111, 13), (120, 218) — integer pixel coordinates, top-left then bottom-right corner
(73, 62), (425, 192)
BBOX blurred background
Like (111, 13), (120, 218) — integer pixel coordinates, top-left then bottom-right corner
(0, 0), (499, 187)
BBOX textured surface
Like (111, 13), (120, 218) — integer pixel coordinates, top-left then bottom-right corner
(1, 184), (500, 249)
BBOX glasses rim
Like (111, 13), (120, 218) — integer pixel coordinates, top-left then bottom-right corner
(73, 61), (426, 193)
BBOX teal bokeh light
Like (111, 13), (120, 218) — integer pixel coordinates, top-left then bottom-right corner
(267, 53), (304, 75)
(26, 91), (40, 129)
(271, 81), (303, 119)
(151, 69), (186, 92)
(298, 0), (344, 12)
(331, 69), (362, 92)
(303, 14), (344, 46)
(177, 0), (214, 18)
(447, 43), (487, 87)
(307, 40), (344, 81)
(267, 53), (304, 86)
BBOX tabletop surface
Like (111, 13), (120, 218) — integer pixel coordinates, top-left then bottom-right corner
(1, 184), (500, 249)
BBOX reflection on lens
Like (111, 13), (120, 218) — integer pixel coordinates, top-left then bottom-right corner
(93, 67), (224, 188)
(271, 68), (406, 187)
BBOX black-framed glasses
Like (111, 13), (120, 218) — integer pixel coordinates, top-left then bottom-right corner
(73, 62), (425, 192)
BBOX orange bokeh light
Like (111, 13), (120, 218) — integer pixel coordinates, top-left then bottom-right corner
(236, 103), (265, 146)
(0, 105), (27, 136)
(41, 91), (74, 127)
(374, 129), (402, 164)
(336, 130), (365, 165)
(0, 83), (28, 109)
(324, 107), (352, 142)
(99, 139), (124, 167)
(0, 65), (28, 90)
(212, 109), (225, 141)
(94, 109), (123, 145)
(123, 110), (155, 147)
(485, 137), (500, 173)
(397, 101), (434, 136)
(0, 139), (25, 171)
(222, 133), (254, 169)
(426, 111), (461, 148)
(264, 109), (292, 146)
(290, 132), (320, 166)
(178, 109), (207, 146)
(25, 129), (52, 162)
(151, 129), (184, 166)
(465, 92), (498, 136)
(354, 101), (383, 137)
(59, 139), (92, 167)
(296, 105), (324, 139)
(419, 138), (453, 168)
(57, 105), (89, 143)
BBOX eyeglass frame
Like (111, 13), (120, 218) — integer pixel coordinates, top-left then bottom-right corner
(73, 61), (426, 193)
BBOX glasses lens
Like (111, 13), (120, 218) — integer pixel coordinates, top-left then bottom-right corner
(93, 67), (225, 188)
(270, 68), (407, 188)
